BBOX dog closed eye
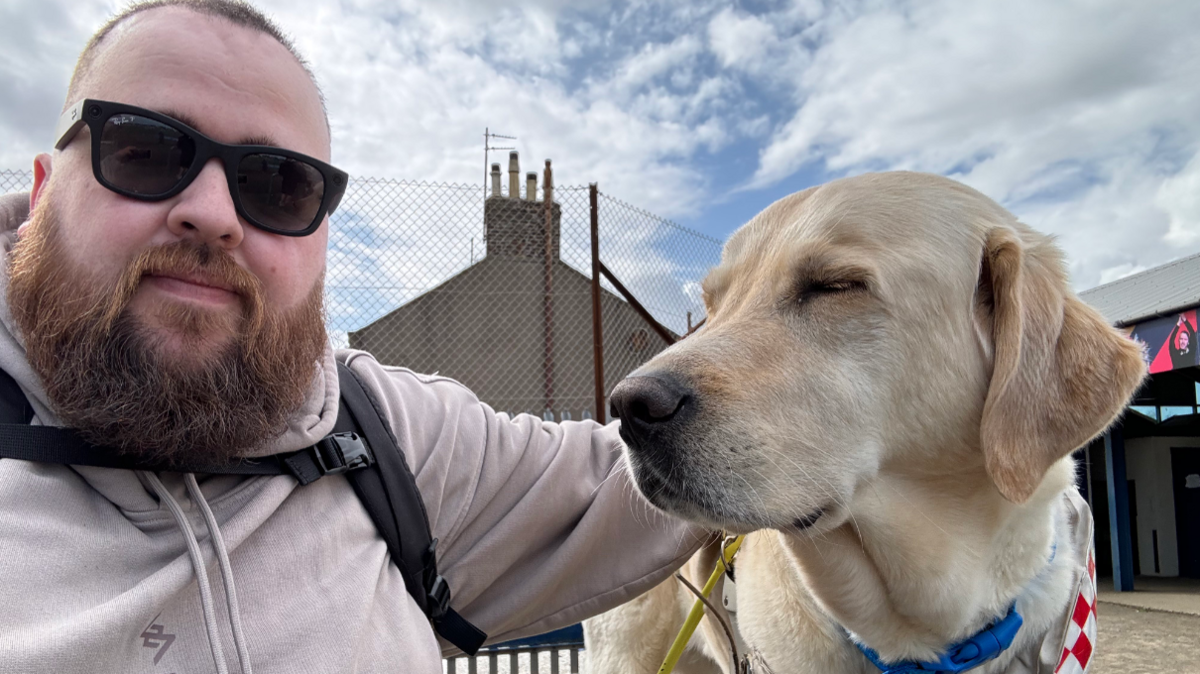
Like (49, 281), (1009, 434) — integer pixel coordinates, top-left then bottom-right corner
(792, 272), (874, 309)
(799, 279), (866, 297)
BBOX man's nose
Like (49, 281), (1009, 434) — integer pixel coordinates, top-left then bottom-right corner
(609, 373), (693, 445)
(166, 159), (245, 248)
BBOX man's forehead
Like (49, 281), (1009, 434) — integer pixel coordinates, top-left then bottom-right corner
(76, 6), (329, 158)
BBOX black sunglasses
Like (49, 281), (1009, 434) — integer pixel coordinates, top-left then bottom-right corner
(54, 99), (348, 236)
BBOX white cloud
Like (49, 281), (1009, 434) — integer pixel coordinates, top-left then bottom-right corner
(2, 0), (1198, 298)
(1158, 151), (1200, 248)
(1098, 263), (1148, 286)
(0, 0), (118, 169)
(262, 0), (741, 218)
(741, 0), (1200, 288)
(708, 8), (776, 70)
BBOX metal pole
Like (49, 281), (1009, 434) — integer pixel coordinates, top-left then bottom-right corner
(542, 161), (556, 416)
(599, 262), (677, 346)
(483, 127), (488, 215)
(590, 184), (606, 423)
(1104, 425), (1135, 591)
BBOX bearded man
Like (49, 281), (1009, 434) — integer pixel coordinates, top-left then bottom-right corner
(0, 2), (705, 672)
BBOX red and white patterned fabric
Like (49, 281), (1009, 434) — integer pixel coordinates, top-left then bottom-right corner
(1054, 546), (1097, 673)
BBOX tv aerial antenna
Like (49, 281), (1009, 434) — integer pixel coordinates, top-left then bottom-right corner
(484, 128), (517, 201)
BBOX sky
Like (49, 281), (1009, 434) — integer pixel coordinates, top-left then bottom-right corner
(2, 0), (1199, 293)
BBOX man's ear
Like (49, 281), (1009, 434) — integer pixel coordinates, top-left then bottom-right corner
(19, 154), (53, 238)
(29, 153), (52, 211)
(978, 225), (1146, 503)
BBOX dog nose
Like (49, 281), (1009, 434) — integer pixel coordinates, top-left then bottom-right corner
(610, 374), (690, 435)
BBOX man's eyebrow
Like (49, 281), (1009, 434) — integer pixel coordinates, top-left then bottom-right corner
(160, 108), (204, 132)
(237, 135), (281, 147)
(160, 108), (281, 148)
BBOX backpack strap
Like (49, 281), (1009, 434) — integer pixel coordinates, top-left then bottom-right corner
(0, 364), (487, 655)
(333, 361), (487, 655)
(0, 368), (33, 425)
(0, 368), (370, 479)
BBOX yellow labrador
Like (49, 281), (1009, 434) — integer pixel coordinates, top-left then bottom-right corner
(585, 172), (1144, 673)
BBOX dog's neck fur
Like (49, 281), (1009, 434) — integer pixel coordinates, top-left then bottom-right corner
(777, 457), (1079, 669)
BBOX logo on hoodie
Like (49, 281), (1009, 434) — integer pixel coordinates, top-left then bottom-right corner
(141, 612), (177, 665)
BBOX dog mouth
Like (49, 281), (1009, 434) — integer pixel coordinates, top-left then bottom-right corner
(629, 461), (694, 508)
(792, 507), (826, 531)
(628, 458), (743, 527)
(630, 456), (833, 534)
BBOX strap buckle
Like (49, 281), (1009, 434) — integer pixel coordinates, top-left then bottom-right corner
(939, 604), (1023, 671)
(313, 432), (373, 476)
(427, 574), (452, 621)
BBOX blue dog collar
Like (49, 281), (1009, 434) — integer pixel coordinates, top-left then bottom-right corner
(854, 603), (1024, 674)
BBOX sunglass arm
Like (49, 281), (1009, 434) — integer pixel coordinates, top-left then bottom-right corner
(54, 100), (88, 151)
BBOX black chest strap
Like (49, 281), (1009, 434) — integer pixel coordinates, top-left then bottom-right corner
(0, 364), (487, 655)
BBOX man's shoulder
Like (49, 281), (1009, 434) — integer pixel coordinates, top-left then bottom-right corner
(0, 192), (29, 234)
(334, 348), (487, 413)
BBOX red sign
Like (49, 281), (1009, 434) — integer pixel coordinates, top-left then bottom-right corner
(1123, 309), (1198, 374)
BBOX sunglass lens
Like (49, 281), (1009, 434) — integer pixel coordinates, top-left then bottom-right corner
(237, 154), (326, 233)
(99, 114), (195, 195)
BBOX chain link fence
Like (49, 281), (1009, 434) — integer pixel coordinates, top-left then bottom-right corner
(0, 165), (723, 421)
(0, 170), (31, 196)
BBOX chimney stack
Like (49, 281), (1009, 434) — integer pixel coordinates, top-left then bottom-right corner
(508, 151), (520, 198)
(490, 163), (501, 197)
(483, 155), (561, 260)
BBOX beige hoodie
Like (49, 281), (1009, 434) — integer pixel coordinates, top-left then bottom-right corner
(0, 192), (707, 674)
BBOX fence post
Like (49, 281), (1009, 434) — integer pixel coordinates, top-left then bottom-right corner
(589, 184), (606, 423)
(543, 161), (557, 416)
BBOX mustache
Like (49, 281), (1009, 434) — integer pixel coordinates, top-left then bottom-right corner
(100, 241), (268, 338)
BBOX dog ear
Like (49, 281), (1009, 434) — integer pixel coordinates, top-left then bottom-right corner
(978, 225), (1146, 503)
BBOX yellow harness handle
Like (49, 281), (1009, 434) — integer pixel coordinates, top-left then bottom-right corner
(657, 535), (745, 674)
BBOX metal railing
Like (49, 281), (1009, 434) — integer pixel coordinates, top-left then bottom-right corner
(446, 626), (585, 673)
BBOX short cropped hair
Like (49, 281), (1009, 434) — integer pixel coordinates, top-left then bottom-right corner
(66, 0), (326, 118)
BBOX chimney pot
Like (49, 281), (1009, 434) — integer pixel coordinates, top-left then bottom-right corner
(508, 151), (520, 199)
(490, 163), (501, 197)
(526, 172), (537, 201)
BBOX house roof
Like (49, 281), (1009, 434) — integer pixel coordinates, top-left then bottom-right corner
(352, 256), (633, 336)
(1078, 249), (1200, 326)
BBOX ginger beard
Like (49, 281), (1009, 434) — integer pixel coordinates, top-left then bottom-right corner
(7, 190), (327, 465)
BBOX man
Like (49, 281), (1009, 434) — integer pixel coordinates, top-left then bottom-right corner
(0, 2), (705, 672)
(1169, 313), (1196, 370)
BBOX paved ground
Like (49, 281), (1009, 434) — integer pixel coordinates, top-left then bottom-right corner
(1097, 576), (1200, 616)
(1093, 602), (1200, 673)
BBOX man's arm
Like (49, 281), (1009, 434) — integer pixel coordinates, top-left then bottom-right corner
(341, 351), (709, 648)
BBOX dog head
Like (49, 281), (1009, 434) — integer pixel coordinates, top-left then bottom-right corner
(613, 172), (1145, 533)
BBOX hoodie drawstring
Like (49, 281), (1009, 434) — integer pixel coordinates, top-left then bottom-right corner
(185, 473), (254, 674)
(144, 471), (254, 674)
